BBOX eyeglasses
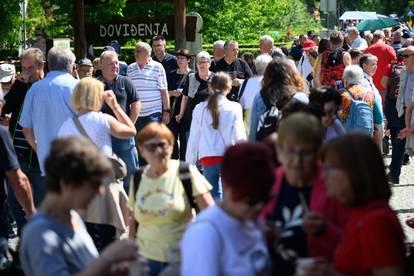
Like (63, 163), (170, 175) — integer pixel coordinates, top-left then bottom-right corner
(401, 53), (414, 59)
(279, 145), (315, 161)
(142, 141), (169, 152)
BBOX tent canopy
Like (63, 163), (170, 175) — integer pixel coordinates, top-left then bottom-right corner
(339, 11), (378, 21)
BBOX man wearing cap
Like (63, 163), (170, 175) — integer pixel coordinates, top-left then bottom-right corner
(0, 89), (36, 241)
(389, 46), (414, 184)
(297, 40), (316, 81)
(0, 64), (16, 95)
(0, 48), (44, 233)
(77, 58), (93, 79)
(98, 50), (140, 191)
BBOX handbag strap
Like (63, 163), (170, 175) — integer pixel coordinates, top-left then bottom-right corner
(72, 115), (92, 141)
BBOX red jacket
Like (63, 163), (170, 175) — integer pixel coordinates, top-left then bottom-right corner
(261, 164), (349, 260)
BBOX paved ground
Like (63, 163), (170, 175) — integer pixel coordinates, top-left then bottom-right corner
(387, 153), (414, 243)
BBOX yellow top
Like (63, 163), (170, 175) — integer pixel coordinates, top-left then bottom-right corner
(128, 159), (212, 262)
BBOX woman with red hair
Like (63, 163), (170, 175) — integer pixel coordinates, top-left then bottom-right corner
(181, 142), (275, 275)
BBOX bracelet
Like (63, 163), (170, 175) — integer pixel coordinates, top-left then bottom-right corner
(163, 109), (171, 113)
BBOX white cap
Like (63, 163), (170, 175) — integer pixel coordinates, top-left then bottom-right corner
(0, 64), (16, 83)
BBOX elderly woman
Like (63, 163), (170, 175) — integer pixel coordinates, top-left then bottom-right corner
(186, 72), (247, 200)
(301, 133), (406, 276)
(239, 54), (273, 130)
(175, 51), (214, 135)
(338, 65), (382, 137)
(58, 77), (136, 250)
(19, 137), (138, 276)
(261, 113), (348, 276)
(181, 143), (275, 275)
(128, 122), (214, 276)
(248, 57), (308, 141)
(167, 48), (193, 160)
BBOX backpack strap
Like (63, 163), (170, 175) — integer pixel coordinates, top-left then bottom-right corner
(179, 161), (197, 210)
(237, 78), (249, 101)
(132, 167), (145, 204)
(260, 89), (272, 109)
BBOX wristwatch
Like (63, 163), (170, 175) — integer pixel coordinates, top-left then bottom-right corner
(163, 109), (171, 113)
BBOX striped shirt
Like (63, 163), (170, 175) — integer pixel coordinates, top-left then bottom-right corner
(127, 59), (167, 117)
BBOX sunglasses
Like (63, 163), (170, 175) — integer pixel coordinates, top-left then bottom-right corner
(401, 53), (414, 59)
(142, 141), (169, 152)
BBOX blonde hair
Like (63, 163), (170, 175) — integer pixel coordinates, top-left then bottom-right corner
(208, 72), (232, 129)
(71, 77), (104, 113)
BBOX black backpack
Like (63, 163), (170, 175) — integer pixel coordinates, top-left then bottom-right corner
(386, 62), (404, 100)
(132, 161), (197, 210)
(256, 90), (281, 141)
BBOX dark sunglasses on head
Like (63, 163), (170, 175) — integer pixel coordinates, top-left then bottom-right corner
(142, 141), (169, 152)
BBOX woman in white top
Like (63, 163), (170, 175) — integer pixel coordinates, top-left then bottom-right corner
(59, 77), (136, 154)
(181, 143), (274, 276)
(186, 72), (246, 200)
(58, 77), (136, 251)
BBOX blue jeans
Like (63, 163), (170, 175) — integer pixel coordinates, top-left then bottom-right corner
(389, 113), (406, 178)
(7, 159), (44, 235)
(147, 259), (169, 276)
(202, 163), (222, 200)
(111, 137), (138, 193)
(135, 113), (162, 166)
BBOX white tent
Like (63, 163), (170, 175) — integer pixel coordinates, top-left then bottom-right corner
(339, 11), (378, 21)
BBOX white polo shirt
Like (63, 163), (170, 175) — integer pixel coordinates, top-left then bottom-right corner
(127, 59), (167, 117)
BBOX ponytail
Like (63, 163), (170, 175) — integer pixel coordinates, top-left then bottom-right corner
(208, 91), (221, 129)
(207, 72), (232, 129)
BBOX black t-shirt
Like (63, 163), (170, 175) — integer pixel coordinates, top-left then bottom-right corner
(100, 75), (140, 117)
(153, 53), (178, 77)
(2, 80), (39, 167)
(167, 69), (192, 117)
(267, 178), (312, 276)
(210, 57), (253, 101)
(182, 72), (213, 129)
(0, 126), (20, 201)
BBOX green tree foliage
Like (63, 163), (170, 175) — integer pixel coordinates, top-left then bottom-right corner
(340, 0), (408, 18)
(0, 1), (22, 50)
(187, 0), (321, 43)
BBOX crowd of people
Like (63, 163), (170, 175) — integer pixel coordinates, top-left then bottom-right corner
(0, 24), (413, 275)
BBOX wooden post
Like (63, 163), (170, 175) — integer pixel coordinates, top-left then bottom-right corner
(73, 0), (87, 59)
(173, 0), (186, 51)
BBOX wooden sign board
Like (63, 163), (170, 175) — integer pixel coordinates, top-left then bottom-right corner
(85, 16), (197, 45)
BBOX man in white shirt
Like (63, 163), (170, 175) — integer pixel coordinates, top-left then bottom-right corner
(348, 27), (368, 50)
(127, 42), (169, 131)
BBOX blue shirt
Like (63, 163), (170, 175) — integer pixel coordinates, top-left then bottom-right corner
(19, 71), (78, 175)
(20, 210), (98, 276)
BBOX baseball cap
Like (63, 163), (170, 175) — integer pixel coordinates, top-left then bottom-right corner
(103, 45), (116, 53)
(402, 32), (412, 39)
(0, 64), (16, 83)
(77, 58), (93, 67)
(303, 40), (316, 52)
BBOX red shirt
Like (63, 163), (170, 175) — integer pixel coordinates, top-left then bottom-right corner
(364, 42), (397, 91)
(334, 200), (405, 276)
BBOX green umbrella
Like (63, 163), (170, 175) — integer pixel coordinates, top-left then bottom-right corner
(357, 17), (399, 32)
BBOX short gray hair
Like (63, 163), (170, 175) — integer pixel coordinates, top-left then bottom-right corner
(373, 30), (385, 39)
(213, 40), (225, 48)
(224, 40), (238, 50)
(196, 51), (211, 63)
(47, 47), (76, 72)
(20, 48), (44, 64)
(359, 53), (378, 67)
(99, 50), (118, 64)
(135, 42), (152, 56)
(343, 65), (364, 85)
(254, 54), (272, 75)
(347, 27), (359, 35)
(260, 35), (274, 47)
